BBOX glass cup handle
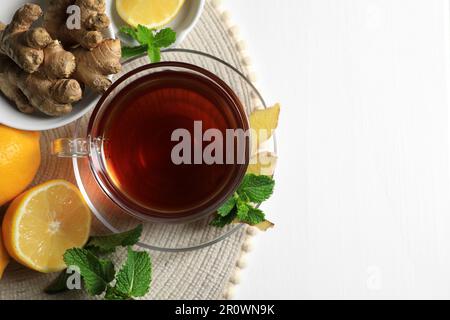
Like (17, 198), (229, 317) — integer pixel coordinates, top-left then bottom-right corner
(52, 138), (90, 158)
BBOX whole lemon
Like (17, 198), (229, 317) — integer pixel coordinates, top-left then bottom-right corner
(0, 125), (41, 206)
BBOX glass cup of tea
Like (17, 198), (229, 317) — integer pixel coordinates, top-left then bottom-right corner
(52, 62), (250, 224)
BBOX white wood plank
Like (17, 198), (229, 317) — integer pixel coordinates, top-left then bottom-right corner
(224, 0), (450, 299)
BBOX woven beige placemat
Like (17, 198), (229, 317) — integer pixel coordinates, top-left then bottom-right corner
(0, 0), (257, 300)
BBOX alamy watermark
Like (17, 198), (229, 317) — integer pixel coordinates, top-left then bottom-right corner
(65, 265), (82, 290)
(171, 121), (274, 168)
(66, 5), (82, 30)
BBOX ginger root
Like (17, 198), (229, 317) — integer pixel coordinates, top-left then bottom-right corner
(0, 10), (82, 116)
(42, 41), (77, 79)
(0, 55), (34, 113)
(44, 0), (110, 50)
(0, 56), (82, 116)
(0, 2), (121, 116)
(45, 0), (122, 93)
(72, 39), (122, 93)
(0, 4), (52, 73)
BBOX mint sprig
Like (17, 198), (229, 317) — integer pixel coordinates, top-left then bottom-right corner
(211, 174), (275, 228)
(120, 25), (176, 62)
(63, 248), (116, 296)
(45, 225), (151, 300)
(105, 247), (152, 300)
(86, 225), (143, 255)
(238, 175), (275, 203)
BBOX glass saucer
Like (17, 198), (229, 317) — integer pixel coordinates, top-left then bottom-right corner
(72, 49), (276, 252)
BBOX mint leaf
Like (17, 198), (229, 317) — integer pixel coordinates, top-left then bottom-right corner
(211, 208), (237, 227)
(122, 45), (147, 58)
(238, 174), (275, 203)
(153, 28), (177, 47)
(119, 25), (176, 62)
(212, 174), (275, 229)
(236, 198), (250, 220)
(46, 225), (153, 299)
(119, 26), (138, 39)
(44, 270), (71, 294)
(105, 286), (131, 300)
(63, 248), (115, 296)
(86, 225), (143, 254)
(240, 207), (265, 225)
(217, 197), (236, 217)
(113, 247), (152, 298)
(135, 25), (154, 45)
(147, 46), (161, 63)
(45, 246), (111, 294)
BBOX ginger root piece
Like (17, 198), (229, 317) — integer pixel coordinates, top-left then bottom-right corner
(0, 55), (34, 113)
(42, 41), (77, 79)
(250, 103), (281, 154)
(248, 152), (278, 176)
(254, 220), (275, 232)
(44, 0), (110, 50)
(0, 56), (82, 116)
(72, 39), (122, 93)
(0, 4), (52, 73)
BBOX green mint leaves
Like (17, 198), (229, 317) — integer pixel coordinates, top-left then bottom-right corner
(120, 25), (177, 63)
(63, 248), (116, 296)
(238, 175), (275, 203)
(45, 225), (152, 300)
(105, 247), (152, 300)
(211, 174), (275, 228)
(85, 224), (143, 254)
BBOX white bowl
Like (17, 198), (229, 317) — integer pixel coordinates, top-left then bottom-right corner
(0, 0), (205, 131)
(167, 0), (206, 46)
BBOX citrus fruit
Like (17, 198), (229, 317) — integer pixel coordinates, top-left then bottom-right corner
(0, 234), (9, 279)
(117, 0), (185, 29)
(2, 180), (92, 273)
(0, 125), (41, 206)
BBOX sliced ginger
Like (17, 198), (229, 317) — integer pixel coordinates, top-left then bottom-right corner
(254, 220), (275, 232)
(248, 152), (278, 176)
(250, 103), (281, 154)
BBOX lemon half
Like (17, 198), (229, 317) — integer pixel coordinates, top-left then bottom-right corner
(117, 0), (186, 29)
(2, 180), (91, 273)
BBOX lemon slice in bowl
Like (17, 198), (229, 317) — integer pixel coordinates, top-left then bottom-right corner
(2, 180), (91, 273)
(117, 0), (186, 29)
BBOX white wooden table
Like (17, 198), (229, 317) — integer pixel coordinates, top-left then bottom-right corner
(225, 0), (450, 299)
